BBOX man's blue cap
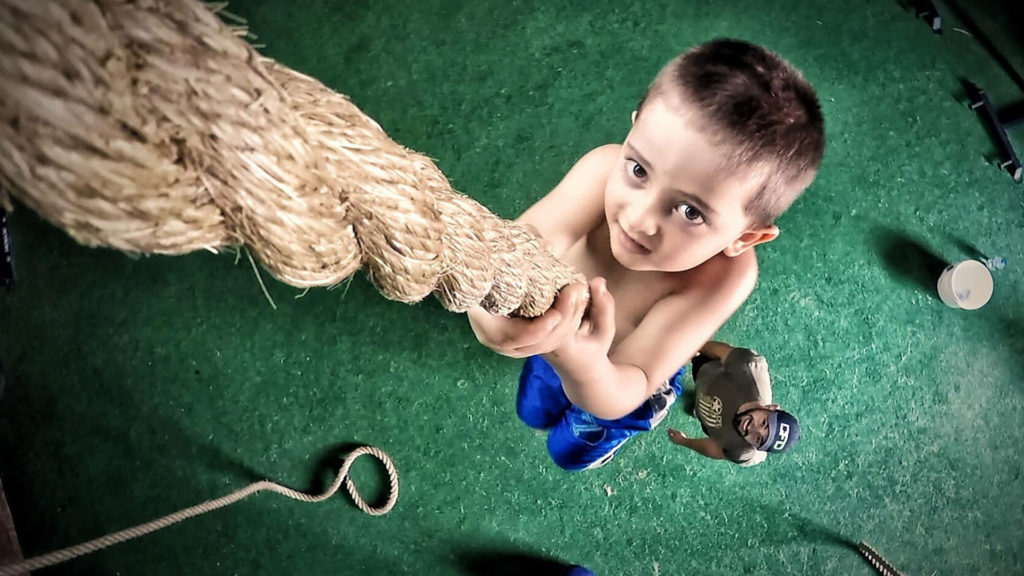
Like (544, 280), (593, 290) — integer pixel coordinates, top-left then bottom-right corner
(759, 410), (800, 453)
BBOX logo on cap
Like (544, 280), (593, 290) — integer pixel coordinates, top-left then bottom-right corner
(765, 411), (800, 453)
(772, 423), (790, 451)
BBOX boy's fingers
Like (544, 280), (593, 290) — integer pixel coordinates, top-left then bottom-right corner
(587, 277), (615, 341)
(540, 310), (563, 332)
(472, 311), (553, 355)
(508, 312), (563, 349)
(469, 288), (586, 357)
(510, 283), (588, 355)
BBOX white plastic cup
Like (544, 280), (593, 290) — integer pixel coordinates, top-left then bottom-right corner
(936, 260), (994, 310)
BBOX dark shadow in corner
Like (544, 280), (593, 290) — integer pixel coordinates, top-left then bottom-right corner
(874, 227), (950, 298)
(944, 0), (1024, 93)
(455, 548), (585, 576)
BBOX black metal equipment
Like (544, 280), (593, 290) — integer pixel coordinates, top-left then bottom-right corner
(966, 83), (1024, 182)
(913, 0), (943, 33)
(0, 209), (14, 290)
(910, 1), (1024, 183)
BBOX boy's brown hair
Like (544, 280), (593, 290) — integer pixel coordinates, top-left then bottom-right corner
(638, 38), (825, 225)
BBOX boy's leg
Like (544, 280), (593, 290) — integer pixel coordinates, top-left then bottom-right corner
(547, 406), (635, 471)
(546, 367), (687, 471)
(517, 355), (572, 429)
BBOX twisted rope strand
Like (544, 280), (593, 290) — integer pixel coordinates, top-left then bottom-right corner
(857, 541), (907, 576)
(0, 446), (398, 576)
(0, 0), (585, 318)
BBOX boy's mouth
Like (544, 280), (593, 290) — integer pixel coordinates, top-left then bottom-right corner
(616, 225), (651, 255)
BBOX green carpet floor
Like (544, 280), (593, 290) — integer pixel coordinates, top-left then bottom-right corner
(2, 0), (1023, 574)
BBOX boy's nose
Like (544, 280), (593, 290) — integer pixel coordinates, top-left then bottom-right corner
(623, 199), (659, 237)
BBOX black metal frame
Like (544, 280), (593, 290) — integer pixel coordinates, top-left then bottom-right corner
(913, 0), (943, 33)
(911, 0), (1023, 183)
(965, 83), (1024, 182)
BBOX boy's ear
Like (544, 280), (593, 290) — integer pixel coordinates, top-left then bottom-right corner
(722, 225), (779, 257)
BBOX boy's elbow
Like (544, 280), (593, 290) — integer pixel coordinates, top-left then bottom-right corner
(586, 402), (636, 421)
(567, 364), (650, 420)
(578, 391), (646, 420)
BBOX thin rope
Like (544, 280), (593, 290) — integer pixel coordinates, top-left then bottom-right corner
(857, 541), (906, 576)
(0, 445), (398, 576)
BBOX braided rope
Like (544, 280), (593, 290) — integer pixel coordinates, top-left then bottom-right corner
(0, 0), (584, 318)
(0, 446), (398, 576)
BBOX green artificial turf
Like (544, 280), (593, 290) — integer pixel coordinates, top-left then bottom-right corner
(2, 0), (1023, 574)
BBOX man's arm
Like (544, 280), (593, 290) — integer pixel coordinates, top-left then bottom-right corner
(667, 428), (725, 460)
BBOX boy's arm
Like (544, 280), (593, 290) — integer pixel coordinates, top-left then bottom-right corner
(466, 145), (618, 358)
(667, 428), (724, 460)
(515, 144), (619, 257)
(551, 253), (758, 419)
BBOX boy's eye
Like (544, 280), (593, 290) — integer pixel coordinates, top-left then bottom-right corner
(627, 160), (647, 179)
(675, 203), (705, 224)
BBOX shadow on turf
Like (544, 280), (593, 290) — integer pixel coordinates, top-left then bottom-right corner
(454, 548), (584, 576)
(450, 511), (863, 576)
(783, 511), (858, 551)
(874, 227), (950, 298)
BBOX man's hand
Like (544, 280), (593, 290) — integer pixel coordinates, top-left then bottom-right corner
(667, 428), (688, 445)
(467, 282), (589, 358)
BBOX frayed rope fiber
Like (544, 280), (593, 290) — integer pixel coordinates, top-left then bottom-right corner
(0, 0), (584, 317)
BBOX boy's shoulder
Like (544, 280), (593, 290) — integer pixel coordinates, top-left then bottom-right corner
(575, 143), (622, 180)
(516, 143), (621, 257)
(669, 249), (759, 309)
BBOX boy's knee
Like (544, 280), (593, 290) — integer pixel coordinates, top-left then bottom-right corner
(546, 422), (614, 471)
(517, 400), (560, 429)
(547, 445), (589, 471)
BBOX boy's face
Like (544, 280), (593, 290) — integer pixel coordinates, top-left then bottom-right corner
(604, 97), (778, 272)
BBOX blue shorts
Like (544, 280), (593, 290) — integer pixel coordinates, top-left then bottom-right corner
(517, 356), (685, 471)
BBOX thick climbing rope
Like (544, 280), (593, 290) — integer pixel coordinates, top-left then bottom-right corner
(0, 0), (585, 318)
(0, 446), (398, 576)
